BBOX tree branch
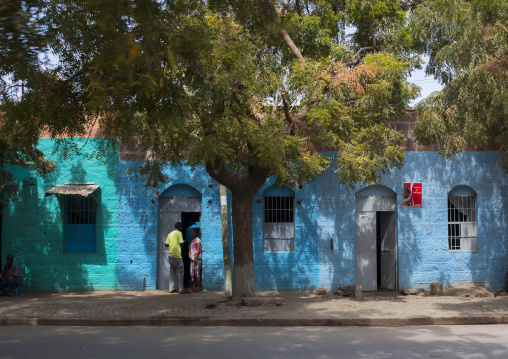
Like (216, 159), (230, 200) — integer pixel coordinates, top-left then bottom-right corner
(345, 46), (377, 66)
(280, 28), (304, 60)
(495, 22), (508, 37)
(231, 79), (267, 125)
(345, 29), (383, 66)
(261, 0), (305, 61)
(231, 90), (250, 123)
(272, 88), (280, 115)
(294, 93), (319, 122)
(295, 0), (302, 17)
(205, 158), (243, 191)
(250, 103), (268, 125)
(281, 92), (292, 124)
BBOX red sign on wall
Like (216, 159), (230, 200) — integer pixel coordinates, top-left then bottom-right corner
(411, 183), (422, 207)
(403, 182), (423, 207)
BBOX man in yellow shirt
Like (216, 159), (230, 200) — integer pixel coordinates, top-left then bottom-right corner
(165, 222), (187, 294)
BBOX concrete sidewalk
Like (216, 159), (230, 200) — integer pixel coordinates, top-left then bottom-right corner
(1, 290), (507, 327)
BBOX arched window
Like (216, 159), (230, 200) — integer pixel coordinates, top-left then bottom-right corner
(263, 186), (295, 252)
(448, 186), (477, 251)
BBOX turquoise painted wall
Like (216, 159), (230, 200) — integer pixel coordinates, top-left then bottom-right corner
(1, 139), (119, 292)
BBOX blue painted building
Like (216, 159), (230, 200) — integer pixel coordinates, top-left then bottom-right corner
(1, 116), (507, 293)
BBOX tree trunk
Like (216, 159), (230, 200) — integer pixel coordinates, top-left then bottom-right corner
(204, 162), (269, 298)
(230, 189), (256, 297)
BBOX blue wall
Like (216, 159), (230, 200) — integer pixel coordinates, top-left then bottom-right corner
(3, 143), (506, 293)
(117, 151), (508, 292)
(317, 151), (508, 291)
(117, 161), (228, 290)
(253, 179), (319, 290)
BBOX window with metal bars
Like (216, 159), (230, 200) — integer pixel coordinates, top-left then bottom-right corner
(448, 187), (477, 251)
(65, 197), (97, 253)
(264, 196), (294, 223)
(263, 191), (295, 252)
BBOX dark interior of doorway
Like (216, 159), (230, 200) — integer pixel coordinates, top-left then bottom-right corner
(181, 212), (201, 288)
(181, 212), (201, 239)
(0, 212), (2, 264)
(376, 212), (382, 287)
(0, 204), (2, 264)
(376, 211), (395, 290)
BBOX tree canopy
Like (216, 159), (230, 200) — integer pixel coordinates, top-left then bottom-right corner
(410, 0), (508, 168)
(0, 1), (421, 296)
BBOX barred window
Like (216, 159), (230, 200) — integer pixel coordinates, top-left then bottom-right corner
(263, 187), (295, 252)
(448, 186), (477, 251)
(264, 196), (294, 223)
(65, 197), (97, 253)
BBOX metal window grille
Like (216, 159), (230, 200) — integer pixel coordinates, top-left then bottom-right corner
(448, 195), (477, 251)
(65, 197), (97, 253)
(264, 196), (294, 223)
(263, 195), (295, 252)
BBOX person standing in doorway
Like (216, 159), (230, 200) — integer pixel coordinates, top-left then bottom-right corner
(189, 228), (202, 292)
(165, 222), (188, 294)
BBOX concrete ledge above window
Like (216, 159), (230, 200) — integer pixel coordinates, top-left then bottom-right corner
(45, 184), (100, 197)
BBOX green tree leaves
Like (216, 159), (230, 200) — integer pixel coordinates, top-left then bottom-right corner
(0, 0), (419, 190)
(410, 0), (508, 169)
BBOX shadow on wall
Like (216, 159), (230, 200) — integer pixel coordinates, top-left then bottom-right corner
(116, 160), (224, 291)
(313, 152), (508, 292)
(252, 182), (318, 291)
(2, 139), (118, 292)
(312, 162), (358, 291)
(441, 153), (508, 290)
(320, 183), (406, 292)
(386, 152), (508, 290)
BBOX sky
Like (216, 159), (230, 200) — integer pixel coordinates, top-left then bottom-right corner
(408, 65), (444, 107)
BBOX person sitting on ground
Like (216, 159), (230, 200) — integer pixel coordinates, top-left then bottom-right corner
(189, 229), (202, 292)
(0, 254), (22, 296)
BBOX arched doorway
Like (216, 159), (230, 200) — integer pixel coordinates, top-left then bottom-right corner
(157, 184), (202, 290)
(355, 185), (397, 291)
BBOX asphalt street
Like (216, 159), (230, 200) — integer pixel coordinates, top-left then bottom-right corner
(1, 325), (507, 359)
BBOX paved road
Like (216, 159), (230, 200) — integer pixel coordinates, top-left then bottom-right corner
(0, 325), (507, 359)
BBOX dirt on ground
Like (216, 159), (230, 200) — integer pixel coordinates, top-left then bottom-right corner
(443, 284), (495, 298)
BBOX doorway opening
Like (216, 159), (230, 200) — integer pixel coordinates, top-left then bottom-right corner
(157, 184), (203, 290)
(355, 185), (398, 292)
(0, 200), (3, 263)
(182, 212), (201, 241)
(376, 211), (396, 291)
(181, 211), (201, 289)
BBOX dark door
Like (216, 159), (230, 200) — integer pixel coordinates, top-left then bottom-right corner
(377, 211), (396, 290)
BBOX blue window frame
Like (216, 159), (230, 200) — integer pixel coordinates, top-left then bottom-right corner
(65, 197), (96, 253)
